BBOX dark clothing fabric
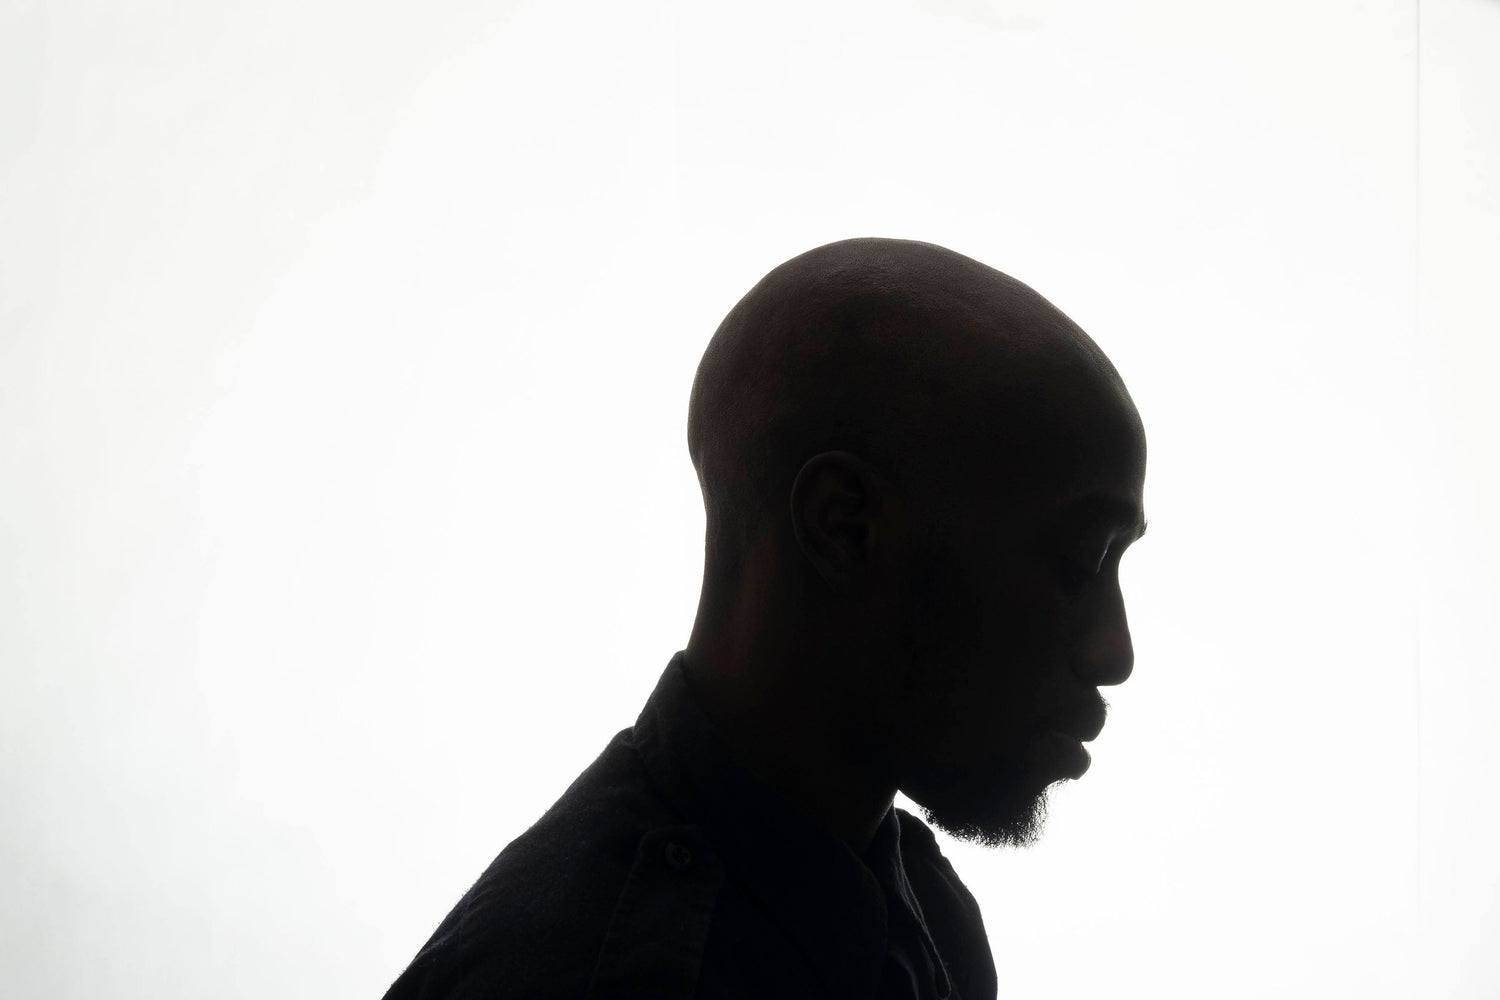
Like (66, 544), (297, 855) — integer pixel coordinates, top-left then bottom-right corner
(381, 650), (998, 1000)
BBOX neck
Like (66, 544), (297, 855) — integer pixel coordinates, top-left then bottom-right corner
(682, 615), (896, 855)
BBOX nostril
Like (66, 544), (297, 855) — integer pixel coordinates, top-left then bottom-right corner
(1076, 656), (1133, 687)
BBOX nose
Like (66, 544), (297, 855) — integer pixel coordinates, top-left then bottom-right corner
(1079, 641), (1133, 687)
(1072, 590), (1134, 686)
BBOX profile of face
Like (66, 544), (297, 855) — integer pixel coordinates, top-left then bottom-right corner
(686, 237), (1149, 852)
(883, 395), (1147, 849)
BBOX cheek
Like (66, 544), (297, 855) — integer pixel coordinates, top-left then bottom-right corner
(934, 641), (1070, 762)
(995, 563), (1083, 673)
(918, 658), (1032, 761)
(894, 541), (1070, 740)
(915, 682), (1039, 778)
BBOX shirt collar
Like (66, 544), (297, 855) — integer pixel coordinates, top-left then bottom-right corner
(863, 803), (955, 998)
(632, 650), (895, 999)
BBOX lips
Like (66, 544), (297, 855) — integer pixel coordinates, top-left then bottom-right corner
(1028, 730), (1092, 779)
(1054, 701), (1107, 743)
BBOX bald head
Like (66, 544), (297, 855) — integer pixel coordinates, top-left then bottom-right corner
(688, 237), (1139, 604)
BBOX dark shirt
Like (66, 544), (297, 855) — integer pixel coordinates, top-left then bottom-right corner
(381, 650), (998, 999)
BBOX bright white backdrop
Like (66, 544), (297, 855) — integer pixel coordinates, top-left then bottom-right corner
(3, 1), (1497, 997)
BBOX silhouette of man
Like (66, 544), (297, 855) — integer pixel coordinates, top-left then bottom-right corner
(381, 237), (1148, 999)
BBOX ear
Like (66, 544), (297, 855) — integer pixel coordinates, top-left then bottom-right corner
(788, 451), (886, 591)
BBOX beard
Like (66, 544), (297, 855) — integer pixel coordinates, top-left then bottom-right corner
(911, 764), (1059, 849)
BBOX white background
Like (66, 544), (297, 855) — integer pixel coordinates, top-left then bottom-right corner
(3, 1), (1497, 997)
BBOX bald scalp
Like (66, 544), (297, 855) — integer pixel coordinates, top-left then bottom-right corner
(687, 237), (1127, 601)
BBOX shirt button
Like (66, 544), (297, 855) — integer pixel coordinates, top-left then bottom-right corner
(664, 842), (694, 871)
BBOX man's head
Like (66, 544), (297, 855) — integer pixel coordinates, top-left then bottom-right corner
(684, 237), (1147, 849)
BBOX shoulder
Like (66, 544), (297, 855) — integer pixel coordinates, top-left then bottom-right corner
(584, 823), (726, 997)
(381, 731), (725, 1000)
